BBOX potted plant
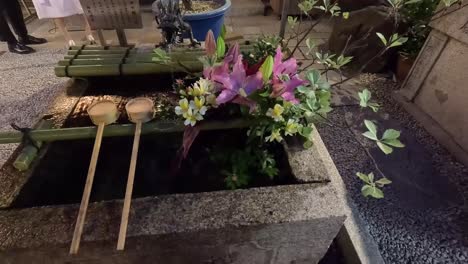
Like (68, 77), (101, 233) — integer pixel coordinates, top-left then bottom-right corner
(181, 0), (232, 41)
(396, 0), (439, 82)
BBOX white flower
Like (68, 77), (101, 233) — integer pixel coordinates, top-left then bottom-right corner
(175, 98), (190, 116)
(183, 107), (203, 126)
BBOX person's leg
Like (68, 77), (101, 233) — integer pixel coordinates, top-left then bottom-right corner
(0, 7), (34, 54)
(82, 15), (96, 44)
(4, 0), (46, 44)
(54, 17), (75, 46)
(0, 9), (17, 44)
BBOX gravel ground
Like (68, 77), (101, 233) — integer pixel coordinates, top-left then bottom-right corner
(317, 74), (468, 263)
(0, 48), (67, 167)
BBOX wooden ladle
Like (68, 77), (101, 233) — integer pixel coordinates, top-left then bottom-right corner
(70, 100), (118, 254)
(117, 97), (154, 250)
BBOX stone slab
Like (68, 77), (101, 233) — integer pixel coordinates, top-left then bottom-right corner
(430, 3), (468, 44)
(399, 30), (448, 101)
(413, 38), (468, 154)
(0, 184), (345, 263)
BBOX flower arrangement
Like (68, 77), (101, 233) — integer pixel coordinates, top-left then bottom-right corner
(175, 30), (332, 150)
(171, 0), (462, 197)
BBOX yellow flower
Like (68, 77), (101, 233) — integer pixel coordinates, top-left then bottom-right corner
(189, 78), (213, 96)
(285, 119), (301, 136)
(266, 104), (284, 122)
(190, 96), (208, 115)
(265, 129), (283, 143)
(175, 98), (190, 116)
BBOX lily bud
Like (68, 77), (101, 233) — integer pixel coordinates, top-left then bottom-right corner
(205, 30), (216, 56)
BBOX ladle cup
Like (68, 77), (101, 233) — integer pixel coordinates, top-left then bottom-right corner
(70, 100), (118, 254)
(117, 97), (154, 250)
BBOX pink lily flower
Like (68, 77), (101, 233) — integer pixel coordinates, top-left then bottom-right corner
(212, 54), (263, 109)
(270, 46), (305, 103)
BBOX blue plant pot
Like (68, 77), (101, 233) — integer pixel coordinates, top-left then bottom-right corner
(183, 0), (231, 41)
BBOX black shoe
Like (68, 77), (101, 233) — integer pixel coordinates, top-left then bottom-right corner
(8, 42), (35, 54)
(19, 35), (47, 45)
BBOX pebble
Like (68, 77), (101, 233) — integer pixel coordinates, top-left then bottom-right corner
(317, 73), (468, 263)
(0, 48), (67, 167)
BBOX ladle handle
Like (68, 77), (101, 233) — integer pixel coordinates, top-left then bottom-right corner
(70, 122), (105, 254)
(117, 121), (142, 250)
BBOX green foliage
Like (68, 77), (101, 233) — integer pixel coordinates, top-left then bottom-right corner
(356, 172), (392, 199)
(244, 35), (282, 65)
(400, 0), (439, 58)
(298, 0), (318, 14)
(362, 120), (405, 154)
(211, 146), (279, 189)
(287, 16), (298, 29)
(216, 36), (226, 58)
(358, 89), (380, 112)
(376, 32), (408, 49)
(152, 48), (171, 63)
(220, 24), (227, 39)
(305, 38), (315, 55)
(441, 0), (460, 7)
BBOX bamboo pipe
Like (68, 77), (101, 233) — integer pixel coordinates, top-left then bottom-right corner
(66, 45), (253, 56)
(58, 56), (201, 66)
(68, 50), (137, 55)
(0, 119), (251, 144)
(69, 46), (130, 50)
(13, 119), (53, 171)
(55, 61), (203, 77)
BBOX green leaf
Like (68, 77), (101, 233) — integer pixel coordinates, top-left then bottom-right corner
(405, 0), (422, 5)
(216, 36), (226, 58)
(342, 11), (349, 19)
(364, 120), (377, 137)
(369, 103), (380, 112)
(375, 177), (392, 186)
(306, 38), (315, 54)
(382, 129), (400, 140)
(300, 126), (313, 139)
(307, 69), (321, 85)
(358, 89), (371, 108)
(303, 140), (313, 149)
(361, 185), (373, 197)
(259, 55), (274, 82)
(306, 98), (316, 110)
(377, 141), (393, 154)
(220, 24), (227, 39)
(376, 32), (387, 46)
(297, 85), (309, 94)
(287, 16), (297, 28)
(356, 172), (370, 184)
(362, 131), (378, 141)
(382, 139), (405, 148)
(368, 172), (374, 183)
(362, 185), (384, 198)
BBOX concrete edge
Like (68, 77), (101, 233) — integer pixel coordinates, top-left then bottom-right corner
(311, 125), (386, 264)
(393, 91), (468, 168)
